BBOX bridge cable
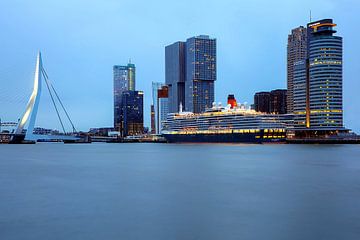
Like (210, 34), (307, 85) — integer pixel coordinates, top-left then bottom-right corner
(41, 68), (77, 133)
(41, 69), (67, 134)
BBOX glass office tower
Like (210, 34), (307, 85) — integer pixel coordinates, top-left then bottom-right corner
(113, 63), (136, 132)
(293, 19), (343, 130)
(121, 91), (144, 136)
(308, 19), (343, 129)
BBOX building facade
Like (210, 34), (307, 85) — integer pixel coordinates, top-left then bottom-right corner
(113, 62), (136, 131)
(254, 92), (271, 113)
(152, 82), (169, 134)
(185, 35), (216, 113)
(293, 19), (343, 130)
(121, 91), (144, 136)
(165, 42), (186, 113)
(150, 105), (155, 134)
(293, 60), (308, 128)
(270, 89), (287, 114)
(158, 86), (169, 134)
(254, 90), (287, 114)
(287, 26), (307, 114)
(165, 35), (216, 114)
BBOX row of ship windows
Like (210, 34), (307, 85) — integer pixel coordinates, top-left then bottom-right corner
(168, 119), (288, 124)
(163, 129), (286, 135)
(166, 124), (287, 129)
(165, 123), (288, 129)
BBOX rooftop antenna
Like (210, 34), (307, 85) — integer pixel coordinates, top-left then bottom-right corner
(309, 10), (312, 22)
(128, 58), (132, 64)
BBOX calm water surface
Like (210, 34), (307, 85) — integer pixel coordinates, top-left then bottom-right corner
(0, 143), (360, 240)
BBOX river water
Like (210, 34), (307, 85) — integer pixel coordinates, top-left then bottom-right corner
(0, 143), (359, 240)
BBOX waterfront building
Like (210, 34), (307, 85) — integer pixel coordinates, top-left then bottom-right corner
(287, 26), (307, 113)
(254, 90), (287, 114)
(185, 35), (216, 113)
(254, 92), (271, 113)
(270, 89), (287, 114)
(293, 60), (307, 128)
(157, 86), (169, 134)
(293, 19), (343, 130)
(88, 127), (114, 137)
(113, 62), (136, 131)
(152, 82), (169, 134)
(150, 105), (155, 134)
(121, 91), (144, 136)
(166, 35), (216, 113)
(165, 42), (186, 113)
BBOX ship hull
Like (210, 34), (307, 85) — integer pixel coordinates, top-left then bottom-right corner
(163, 133), (285, 144)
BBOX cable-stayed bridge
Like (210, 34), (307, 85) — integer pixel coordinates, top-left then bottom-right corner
(2, 52), (83, 143)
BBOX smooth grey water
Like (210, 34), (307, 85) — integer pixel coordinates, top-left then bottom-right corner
(0, 143), (359, 240)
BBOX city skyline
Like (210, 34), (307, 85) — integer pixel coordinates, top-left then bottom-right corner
(0, 0), (359, 132)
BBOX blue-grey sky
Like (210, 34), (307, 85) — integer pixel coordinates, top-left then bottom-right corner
(0, 0), (359, 132)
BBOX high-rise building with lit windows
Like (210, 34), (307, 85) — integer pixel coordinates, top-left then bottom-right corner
(293, 19), (343, 130)
(185, 35), (216, 113)
(113, 62), (136, 131)
(121, 90), (143, 137)
(166, 35), (216, 114)
(287, 27), (307, 113)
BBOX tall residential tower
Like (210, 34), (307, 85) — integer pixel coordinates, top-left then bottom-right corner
(287, 26), (307, 114)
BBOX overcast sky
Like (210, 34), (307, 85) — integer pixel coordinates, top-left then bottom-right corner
(0, 0), (359, 133)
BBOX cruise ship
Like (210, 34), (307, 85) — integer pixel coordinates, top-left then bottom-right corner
(161, 104), (292, 143)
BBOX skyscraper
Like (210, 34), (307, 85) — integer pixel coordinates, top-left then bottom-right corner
(165, 35), (216, 114)
(185, 35), (217, 113)
(165, 42), (185, 113)
(293, 19), (343, 130)
(287, 26), (307, 114)
(113, 62), (136, 131)
(121, 90), (144, 136)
